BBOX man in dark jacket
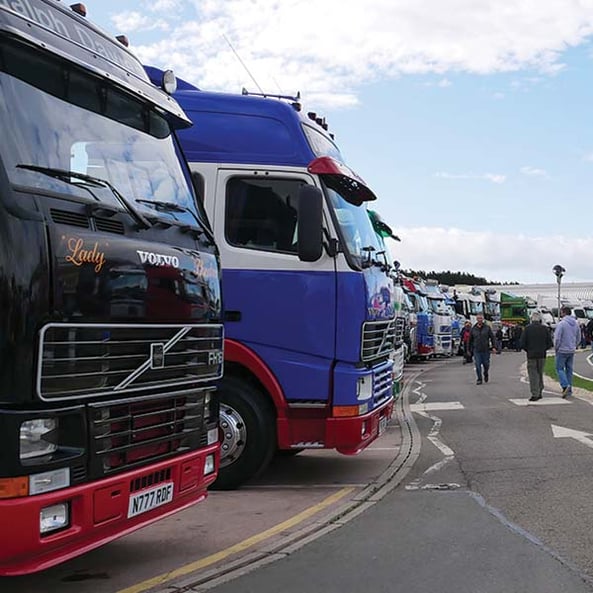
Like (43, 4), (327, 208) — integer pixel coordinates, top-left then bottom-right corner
(469, 314), (496, 385)
(520, 311), (554, 401)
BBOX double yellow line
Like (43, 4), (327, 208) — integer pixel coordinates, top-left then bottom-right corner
(117, 487), (354, 593)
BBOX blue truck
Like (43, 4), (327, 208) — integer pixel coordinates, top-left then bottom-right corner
(145, 69), (398, 489)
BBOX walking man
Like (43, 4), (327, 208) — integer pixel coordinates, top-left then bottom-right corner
(554, 306), (581, 397)
(520, 311), (553, 401)
(469, 314), (496, 385)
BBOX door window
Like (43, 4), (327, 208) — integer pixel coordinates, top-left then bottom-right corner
(225, 177), (304, 254)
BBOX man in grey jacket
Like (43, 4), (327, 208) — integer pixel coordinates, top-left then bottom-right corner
(554, 306), (581, 397)
(469, 314), (496, 385)
(520, 311), (553, 401)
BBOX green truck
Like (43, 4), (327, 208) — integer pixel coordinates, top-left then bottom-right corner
(500, 291), (529, 325)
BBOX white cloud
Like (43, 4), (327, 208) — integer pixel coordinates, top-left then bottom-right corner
(145, 0), (182, 11)
(390, 226), (593, 283)
(435, 171), (507, 184)
(125, 0), (593, 108)
(424, 78), (452, 88)
(520, 166), (549, 178)
(583, 152), (593, 162)
(111, 11), (169, 33)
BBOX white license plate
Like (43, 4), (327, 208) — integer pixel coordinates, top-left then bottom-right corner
(127, 482), (174, 518)
(378, 415), (389, 435)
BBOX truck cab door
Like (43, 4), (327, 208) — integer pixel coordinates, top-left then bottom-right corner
(211, 167), (337, 402)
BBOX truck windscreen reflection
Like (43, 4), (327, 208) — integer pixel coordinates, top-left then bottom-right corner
(65, 265), (216, 322)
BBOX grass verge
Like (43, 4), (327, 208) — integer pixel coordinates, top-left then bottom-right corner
(544, 355), (593, 392)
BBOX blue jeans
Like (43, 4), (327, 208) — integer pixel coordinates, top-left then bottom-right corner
(474, 351), (491, 381)
(555, 352), (574, 390)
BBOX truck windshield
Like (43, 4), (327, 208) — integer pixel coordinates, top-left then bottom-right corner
(0, 37), (199, 227)
(417, 295), (429, 312)
(428, 298), (445, 314)
(470, 301), (484, 315)
(324, 184), (383, 268)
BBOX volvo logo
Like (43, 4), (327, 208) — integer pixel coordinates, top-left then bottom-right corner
(137, 250), (180, 268)
(150, 343), (165, 369)
(114, 327), (192, 391)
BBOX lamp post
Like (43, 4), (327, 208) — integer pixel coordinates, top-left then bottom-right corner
(552, 265), (565, 322)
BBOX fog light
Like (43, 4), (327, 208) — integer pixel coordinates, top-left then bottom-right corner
(361, 421), (367, 437)
(203, 454), (215, 475)
(207, 428), (218, 445)
(40, 503), (69, 535)
(30, 468), (70, 496)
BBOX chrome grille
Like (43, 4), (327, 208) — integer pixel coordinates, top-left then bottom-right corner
(361, 319), (396, 362)
(89, 392), (207, 475)
(373, 365), (393, 406)
(37, 323), (223, 401)
(394, 317), (405, 347)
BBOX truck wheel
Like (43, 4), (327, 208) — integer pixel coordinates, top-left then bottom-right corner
(212, 376), (276, 490)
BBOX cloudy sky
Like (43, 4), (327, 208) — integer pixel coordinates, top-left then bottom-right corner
(89, 0), (593, 283)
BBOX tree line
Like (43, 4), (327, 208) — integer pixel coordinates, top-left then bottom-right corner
(402, 270), (519, 286)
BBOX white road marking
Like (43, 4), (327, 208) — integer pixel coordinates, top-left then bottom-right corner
(410, 401), (464, 412)
(510, 397), (571, 406)
(406, 482), (461, 491)
(406, 380), (457, 491)
(551, 424), (593, 450)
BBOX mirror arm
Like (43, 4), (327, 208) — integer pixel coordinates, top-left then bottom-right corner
(322, 228), (338, 257)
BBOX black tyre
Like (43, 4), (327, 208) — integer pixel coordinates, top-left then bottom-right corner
(275, 448), (304, 457)
(212, 375), (276, 490)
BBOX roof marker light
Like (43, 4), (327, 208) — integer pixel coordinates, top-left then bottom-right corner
(70, 3), (87, 16)
(307, 111), (317, 121)
(162, 69), (177, 95)
(116, 35), (129, 47)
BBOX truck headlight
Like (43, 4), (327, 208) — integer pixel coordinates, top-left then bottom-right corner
(20, 418), (58, 462)
(356, 376), (373, 401)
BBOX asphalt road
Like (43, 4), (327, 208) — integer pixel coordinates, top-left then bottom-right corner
(203, 352), (593, 593)
(573, 349), (593, 379)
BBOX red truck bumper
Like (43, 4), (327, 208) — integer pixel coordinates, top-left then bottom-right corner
(277, 398), (394, 455)
(0, 445), (218, 576)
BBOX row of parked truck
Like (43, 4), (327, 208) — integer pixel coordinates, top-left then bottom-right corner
(0, 0), (405, 575)
(384, 277), (593, 365)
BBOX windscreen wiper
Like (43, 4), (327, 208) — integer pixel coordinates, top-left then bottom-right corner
(136, 199), (215, 245)
(16, 164), (151, 230)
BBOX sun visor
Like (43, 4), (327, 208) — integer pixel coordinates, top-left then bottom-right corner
(307, 156), (377, 206)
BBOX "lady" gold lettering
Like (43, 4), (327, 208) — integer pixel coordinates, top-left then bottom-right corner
(65, 237), (106, 273)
